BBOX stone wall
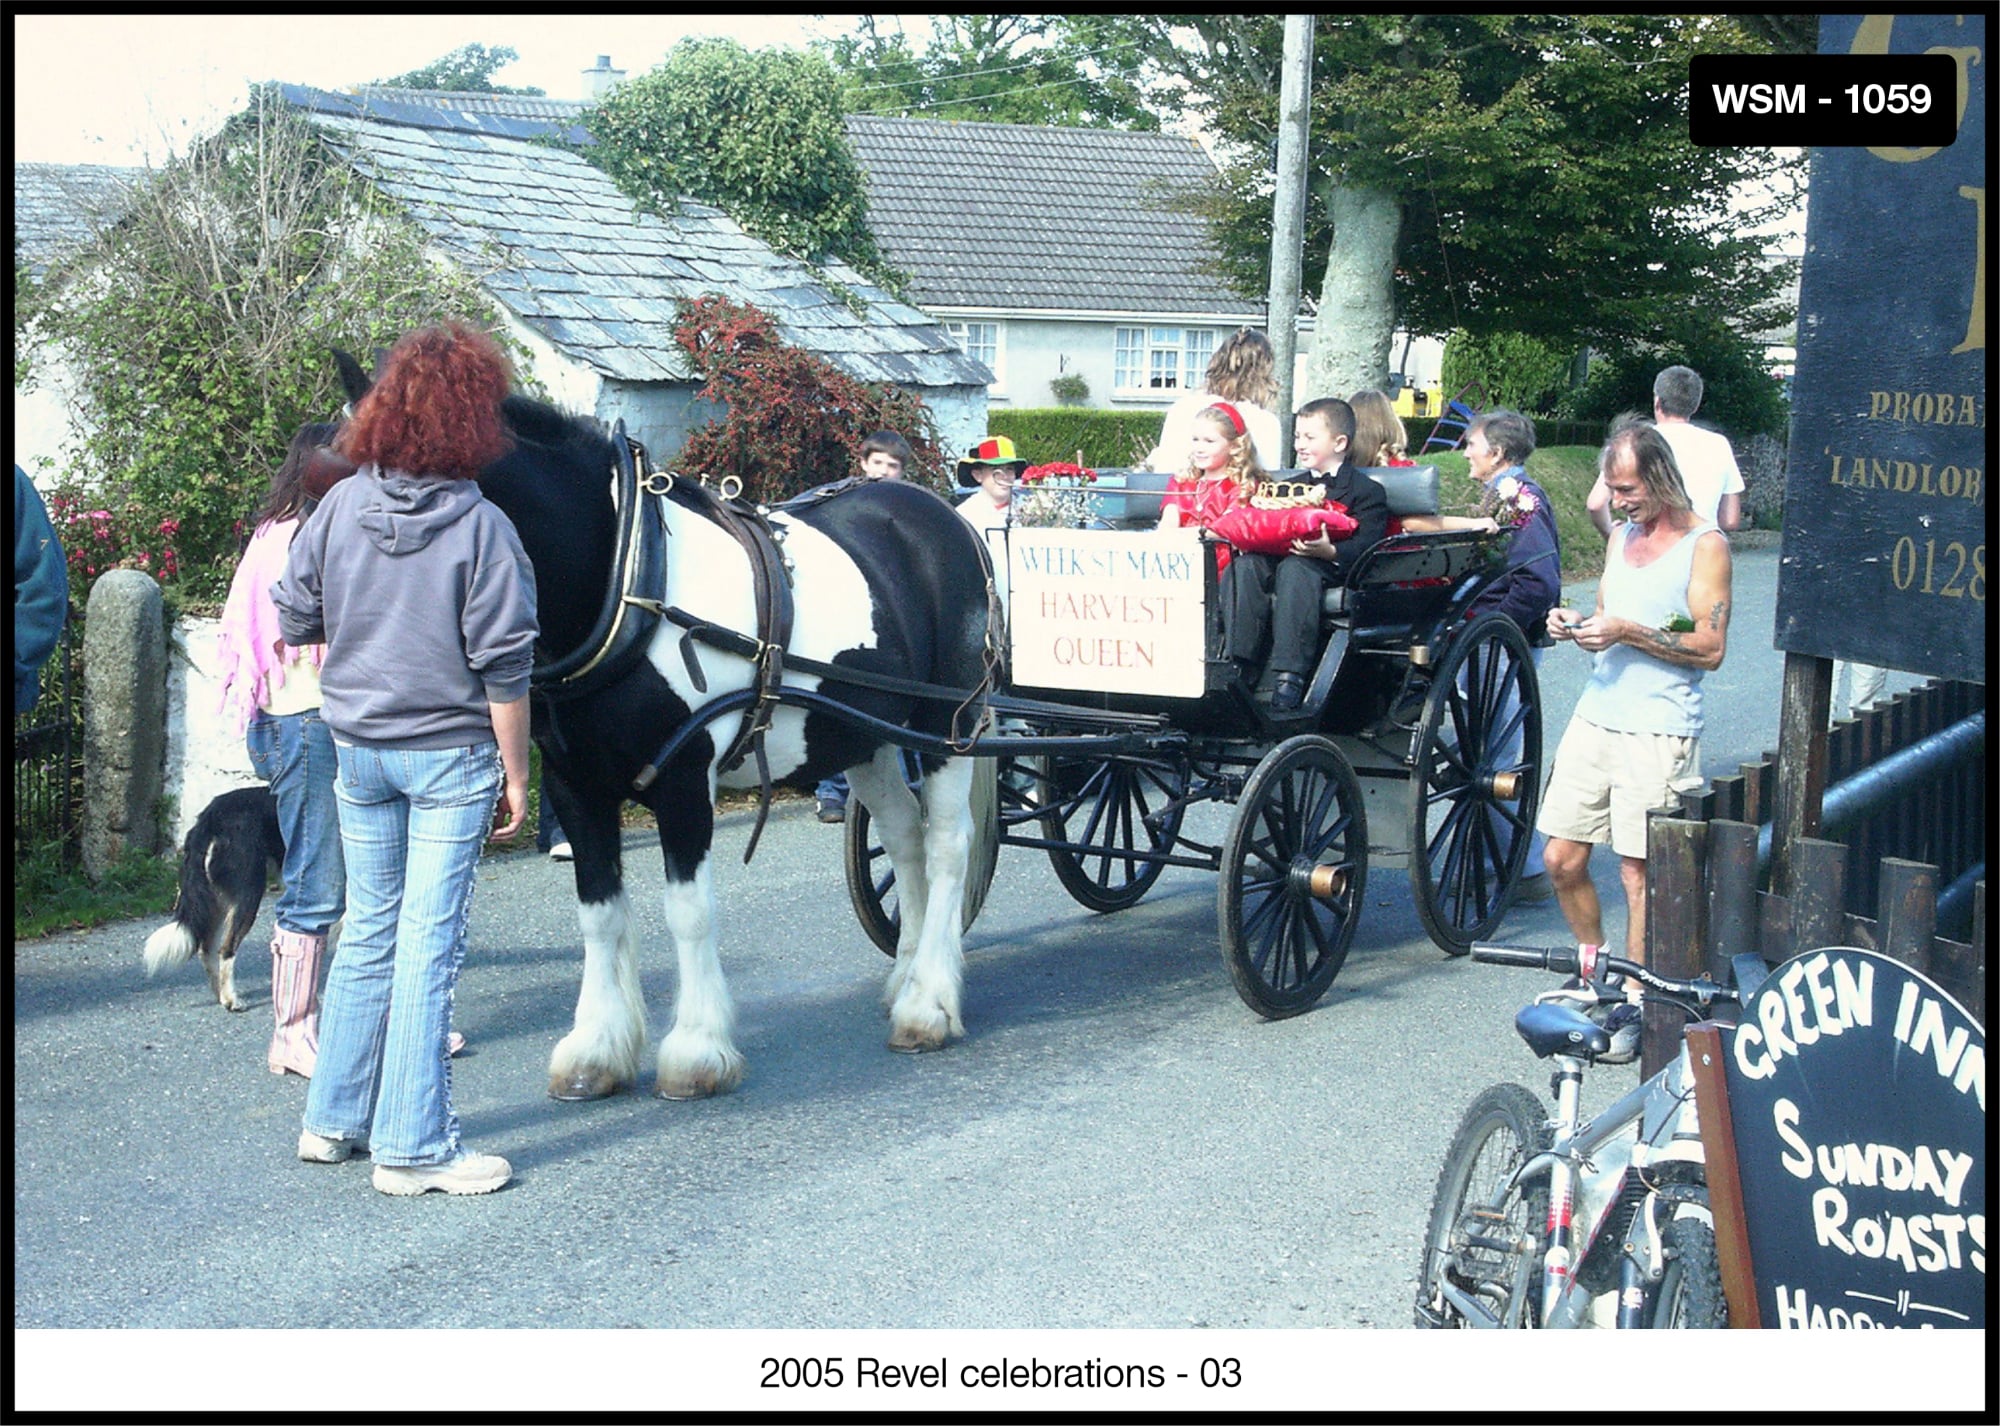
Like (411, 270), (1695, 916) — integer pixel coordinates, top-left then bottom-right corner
(164, 613), (261, 851)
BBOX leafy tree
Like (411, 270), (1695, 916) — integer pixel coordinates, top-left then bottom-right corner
(372, 43), (543, 95)
(1061, 15), (1802, 399)
(1555, 313), (1790, 442)
(1439, 329), (1574, 416)
(820, 16), (1156, 129)
(583, 39), (891, 284)
(670, 295), (946, 501)
(33, 88), (516, 606)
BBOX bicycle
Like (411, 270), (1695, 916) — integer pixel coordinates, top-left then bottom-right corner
(1414, 942), (1768, 1330)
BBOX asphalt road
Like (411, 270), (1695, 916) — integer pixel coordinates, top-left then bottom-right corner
(13, 544), (1950, 1408)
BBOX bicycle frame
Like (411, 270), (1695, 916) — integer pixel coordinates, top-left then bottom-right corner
(1425, 943), (1743, 1331)
(1513, 1040), (1707, 1329)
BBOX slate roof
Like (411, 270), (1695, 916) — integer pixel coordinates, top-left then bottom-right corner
(13, 162), (144, 275)
(843, 115), (1260, 318)
(275, 84), (988, 389)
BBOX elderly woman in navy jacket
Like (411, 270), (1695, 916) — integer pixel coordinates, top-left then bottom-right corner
(1419, 409), (1562, 898)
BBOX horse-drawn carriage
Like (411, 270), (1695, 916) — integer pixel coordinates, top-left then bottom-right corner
(842, 465), (1545, 1019)
(329, 351), (1542, 1098)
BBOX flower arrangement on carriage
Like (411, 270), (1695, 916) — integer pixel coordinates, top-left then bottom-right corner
(1010, 459), (1099, 528)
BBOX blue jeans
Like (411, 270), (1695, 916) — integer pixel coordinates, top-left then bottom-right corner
(246, 709), (345, 936)
(818, 752), (923, 808)
(536, 779), (566, 852)
(304, 741), (502, 1166)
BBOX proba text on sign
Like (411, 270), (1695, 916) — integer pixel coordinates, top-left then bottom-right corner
(1007, 527), (1207, 698)
(1724, 947), (1985, 1328)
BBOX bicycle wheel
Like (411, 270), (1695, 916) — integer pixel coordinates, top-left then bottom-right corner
(1414, 1082), (1551, 1329)
(1650, 1209), (1728, 1328)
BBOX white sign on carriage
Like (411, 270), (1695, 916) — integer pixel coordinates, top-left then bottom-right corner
(1007, 528), (1207, 698)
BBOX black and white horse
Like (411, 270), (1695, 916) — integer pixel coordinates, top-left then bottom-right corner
(333, 354), (996, 1099)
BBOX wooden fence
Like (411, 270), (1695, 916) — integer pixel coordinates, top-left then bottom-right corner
(1639, 677), (1988, 1075)
(1677, 678), (1985, 926)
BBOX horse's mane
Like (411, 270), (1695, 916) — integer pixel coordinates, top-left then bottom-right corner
(499, 391), (618, 469)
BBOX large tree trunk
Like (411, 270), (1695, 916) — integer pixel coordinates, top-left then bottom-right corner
(1303, 184), (1403, 403)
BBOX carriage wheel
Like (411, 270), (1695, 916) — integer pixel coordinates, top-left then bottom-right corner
(1218, 735), (1368, 1019)
(1408, 613), (1541, 955)
(1037, 752), (1189, 912)
(843, 758), (1001, 957)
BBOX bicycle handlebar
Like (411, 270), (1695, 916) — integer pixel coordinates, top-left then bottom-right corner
(1470, 943), (1740, 1006)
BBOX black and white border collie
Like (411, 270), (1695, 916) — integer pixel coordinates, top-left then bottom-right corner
(142, 786), (284, 1010)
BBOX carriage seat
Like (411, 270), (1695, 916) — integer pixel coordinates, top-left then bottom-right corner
(1322, 465), (1441, 616)
(1082, 468), (1172, 527)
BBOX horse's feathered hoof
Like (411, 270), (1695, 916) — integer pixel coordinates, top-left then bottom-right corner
(548, 1069), (625, 1101)
(654, 1072), (732, 1100)
(887, 1023), (952, 1054)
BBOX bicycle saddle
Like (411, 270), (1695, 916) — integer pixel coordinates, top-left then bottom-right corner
(1515, 1001), (1613, 1060)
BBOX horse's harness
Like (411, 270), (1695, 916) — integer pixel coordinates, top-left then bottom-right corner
(532, 426), (990, 861)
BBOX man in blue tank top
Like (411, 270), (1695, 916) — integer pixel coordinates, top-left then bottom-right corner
(1537, 418), (1733, 983)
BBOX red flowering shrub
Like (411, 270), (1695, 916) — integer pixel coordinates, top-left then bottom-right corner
(669, 295), (946, 503)
(45, 490), (184, 605)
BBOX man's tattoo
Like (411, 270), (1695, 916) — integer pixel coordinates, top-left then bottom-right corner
(1707, 600), (1728, 631)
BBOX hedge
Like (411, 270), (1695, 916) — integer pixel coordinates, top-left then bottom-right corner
(986, 408), (1164, 469)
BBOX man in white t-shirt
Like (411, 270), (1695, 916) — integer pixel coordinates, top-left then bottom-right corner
(1586, 366), (1744, 536)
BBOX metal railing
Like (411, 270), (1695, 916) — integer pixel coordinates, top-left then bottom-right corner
(12, 602), (84, 863)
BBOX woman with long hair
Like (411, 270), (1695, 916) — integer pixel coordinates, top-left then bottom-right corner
(1348, 388), (1414, 469)
(1144, 328), (1286, 473)
(213, 422), (345, 1076)
(273, 322), (537, 1196)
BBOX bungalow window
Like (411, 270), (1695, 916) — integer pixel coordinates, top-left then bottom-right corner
(1115, 327), (1220, 394)
(945, 321), (1001, 385)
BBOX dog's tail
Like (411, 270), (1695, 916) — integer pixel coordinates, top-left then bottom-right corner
(142, 917), (199, 975)
(142, 823), (226, 976)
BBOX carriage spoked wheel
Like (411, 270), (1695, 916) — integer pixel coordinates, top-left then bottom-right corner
(1407, 613), (1542, 955)
(1218, 734), (1368, 1019)
(1036, 751), (1189, 912)
(843, 756), (1001, 957)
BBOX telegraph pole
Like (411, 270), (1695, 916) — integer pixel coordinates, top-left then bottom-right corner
(1268, 14), (1313, 439)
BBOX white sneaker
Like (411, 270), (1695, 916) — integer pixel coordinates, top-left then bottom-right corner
(549, 841), (573, 862)
(298, 1129), (368, 1163)
(373, 1150), (512, 1196)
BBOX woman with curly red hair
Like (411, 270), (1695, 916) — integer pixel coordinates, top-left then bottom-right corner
(273, 321), (537, 1197)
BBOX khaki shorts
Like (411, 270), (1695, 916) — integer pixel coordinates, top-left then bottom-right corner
(1536, 718), (1704, 860)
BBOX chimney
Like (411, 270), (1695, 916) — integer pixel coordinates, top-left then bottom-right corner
(582, 55), (625, 102)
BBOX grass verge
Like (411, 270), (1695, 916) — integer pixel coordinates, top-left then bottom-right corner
(15, 840), (180, 942)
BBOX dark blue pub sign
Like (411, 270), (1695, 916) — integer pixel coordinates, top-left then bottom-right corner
(1776, 14), (1987, 684)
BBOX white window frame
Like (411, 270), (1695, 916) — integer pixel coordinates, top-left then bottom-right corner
(1113, 326), (1221, 396)
(944, 319), (1003, 391)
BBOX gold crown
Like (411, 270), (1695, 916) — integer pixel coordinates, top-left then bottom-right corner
(1249, 480), (1325, 510)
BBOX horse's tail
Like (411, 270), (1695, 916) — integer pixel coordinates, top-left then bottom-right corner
(963, 753), (999, 922)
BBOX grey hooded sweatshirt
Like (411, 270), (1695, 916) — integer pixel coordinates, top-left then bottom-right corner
(272, 465), (537, 749)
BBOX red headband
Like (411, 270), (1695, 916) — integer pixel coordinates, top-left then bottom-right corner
(1207, 402), (1247, 437)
